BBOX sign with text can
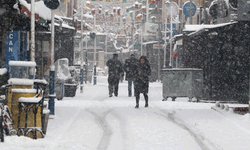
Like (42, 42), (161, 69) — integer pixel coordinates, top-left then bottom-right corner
(5, 31), (20, 70)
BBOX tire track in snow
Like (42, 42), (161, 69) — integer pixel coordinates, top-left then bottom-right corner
(111, 110), (131, 150)
(86, 109), (114, 150)
(156, 109), (221, 150)
(50, 108), (82, 148)
(88, 85), (109, 101)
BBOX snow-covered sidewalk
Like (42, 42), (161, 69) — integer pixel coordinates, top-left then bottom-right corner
(2, 76), (250, 150)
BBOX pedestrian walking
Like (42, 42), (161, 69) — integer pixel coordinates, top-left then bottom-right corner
(134, 56), (151, 108)
(106, 53), (124, 97)
(124, 54), (138, 97)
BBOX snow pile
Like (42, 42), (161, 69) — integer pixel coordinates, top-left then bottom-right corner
(11, 89), (36, 93)
(9, 61), (36, 67)
(0, 68), (7, 75)
(8, 78), (34, 85)
(19, 0), (51, 20)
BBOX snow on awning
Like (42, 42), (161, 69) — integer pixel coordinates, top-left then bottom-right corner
(19, 0), (51, 20)
(20, 5), (39, 21)
(53, 22), (75, 30)
(184, 22), (237, 36)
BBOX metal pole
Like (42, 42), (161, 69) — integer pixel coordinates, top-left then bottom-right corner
(141, 19), (143, 56)
(84, 0), (88, 84)
(131, 13), (134, 55)
(49, 10), (55, 115)
(190, 0), (193, 24)
(163, 18), (166, 68)
(85, 33), (88, 84)
(146, 0), (149, 22)
(179, 0), (183, 33)
(31, 0), (35, 62)
(157, 1), (161, 81)
(94, 15), (97, 85)
(170, 6), (173, 67)
(80, 0), (84, 93)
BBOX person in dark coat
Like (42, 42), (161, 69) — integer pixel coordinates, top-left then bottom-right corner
(106, 53), (124, 97)
(124, 54), (138, 97)
(134, 56), (151, 108)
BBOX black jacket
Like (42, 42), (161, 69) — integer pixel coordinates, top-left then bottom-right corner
(124, 57), (138, 80)
(135, 56), (151, 93)
(106, 57), (124, 78)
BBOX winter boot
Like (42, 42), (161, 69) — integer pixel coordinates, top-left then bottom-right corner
(135, 98), (139, 108)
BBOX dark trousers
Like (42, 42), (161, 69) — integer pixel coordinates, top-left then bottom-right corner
(127, 78), (135, 96)
(108, 76), (120, 95)
(135, 90), (148, 104)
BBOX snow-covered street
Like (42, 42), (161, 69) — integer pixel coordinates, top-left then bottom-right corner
(2, 76), (250, 150)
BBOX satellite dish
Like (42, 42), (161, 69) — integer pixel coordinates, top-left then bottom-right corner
(166, 2), (179, 18)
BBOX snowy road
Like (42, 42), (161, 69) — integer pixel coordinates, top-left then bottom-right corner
(2, 76), (250, 150)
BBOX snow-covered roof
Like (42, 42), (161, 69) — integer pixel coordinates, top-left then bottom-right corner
(183, 22), (236, 32)
(83, 13), (94, 19)
(53, 22), (75, 30)
(143, 41), (158, 45)
(9, 61), (36, 67)
(0, 68), (7, 76)
(19, 0), (51, 20)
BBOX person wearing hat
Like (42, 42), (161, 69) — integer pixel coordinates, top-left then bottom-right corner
(124, 54), (138, 97)
(106, 53), (124, 97)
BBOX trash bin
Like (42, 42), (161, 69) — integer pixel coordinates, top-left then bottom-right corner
(86, 70), (93, 83)
(55, 79), (64, 100)
(64, 84), (77, 97)
(42, 109), (50, 135)
(11, 88), (43, 139)
(161, 68), (203, 101)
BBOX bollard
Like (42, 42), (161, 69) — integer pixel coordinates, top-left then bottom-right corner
(49, 70), (55, 115)
(94, 65), (97, 85)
